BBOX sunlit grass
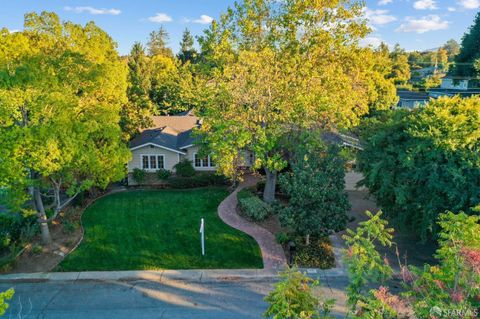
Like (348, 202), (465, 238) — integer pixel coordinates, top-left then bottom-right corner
(58, 188), (262, 271)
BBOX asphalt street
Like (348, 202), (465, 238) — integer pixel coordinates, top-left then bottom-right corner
(0, 276), (349, 319)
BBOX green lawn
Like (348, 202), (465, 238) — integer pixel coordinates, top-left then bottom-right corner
(58, 188), (263, 271)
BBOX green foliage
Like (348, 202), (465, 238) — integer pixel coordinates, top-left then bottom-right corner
(198, 0), (396, 201)
(279, 135), (350, 240)
(0, 213), (37, 255)
(121, 42), (154, 138)
(174, 159), (196, 177)
(238, 191), (273, 221)
(276, 232), (290, 246)
(389, 44), (411, 85)
(147, 26), (173, 58)
(357, 96), (480, 239)
(293, 237), (335, 269)
(156, 169), (171, 180)
(168, 173), (228, 189)
(342, 211), (394, 310)
(0, 288), (14, 317)
(264, 268), (334, 319)
(0, 12), (131, 242)
(132, 168), (147, 184)
(404, 212), (480, 318)
(344, 211), (480, 319)
(453, 12), (480, 77)
(178, 28), (197, 64)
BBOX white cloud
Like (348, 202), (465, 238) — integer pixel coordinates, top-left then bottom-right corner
(363, 8), (397, 26)
(359, 36), (384, 47)
(148, 13), (173, 23)
(458, 0), (480, 9)
(192, 15), (213, 25)
(378, 0), (393, 5)
(447, 7), (457, 11)
(413, 0), (438, 10)
(64, 6), (121, 15)
(396, 15), (449, 33)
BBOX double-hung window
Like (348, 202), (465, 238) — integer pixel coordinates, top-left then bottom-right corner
(193, 153), (215, 168)
(141, 155), (165, 170)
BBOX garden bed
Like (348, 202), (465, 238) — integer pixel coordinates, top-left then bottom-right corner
(236, 186), (335, 269)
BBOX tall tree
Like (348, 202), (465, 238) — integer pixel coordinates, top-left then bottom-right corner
(390, 44), (411, 84)
(279, 133), (350, 245)
(178, 28), (197, 64)
(357, 96), (480, 239)
(198, 0), (395, 202)
(121, 42), (154, 138)
(453, 12), (480, 77)
(442, 39), (460, 61)
(147, 26), (173, 57)
(0, 12), (130, 244)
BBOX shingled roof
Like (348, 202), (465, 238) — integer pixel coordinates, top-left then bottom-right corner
(129, 112), (200, 153)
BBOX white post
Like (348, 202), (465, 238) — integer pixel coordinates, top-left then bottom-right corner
(199, 218), (205, 256)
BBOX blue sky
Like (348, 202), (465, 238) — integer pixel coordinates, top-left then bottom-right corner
(1, 0), (479, 55)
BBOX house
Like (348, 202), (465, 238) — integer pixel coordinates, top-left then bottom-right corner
(396, 90), (430, 109)
(429, 77), (480, 98)
(127, 111), (254, 185)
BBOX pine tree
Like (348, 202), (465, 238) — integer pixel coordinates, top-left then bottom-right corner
(178, 28), (197, 64)
(453, 12), (480, 77)
(147, 26), (173, 57)
(120, 42), (154, 138)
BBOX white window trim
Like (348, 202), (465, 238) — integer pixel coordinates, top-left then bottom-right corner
(193, 152), (215, 168)
(140, 154), (166, 171)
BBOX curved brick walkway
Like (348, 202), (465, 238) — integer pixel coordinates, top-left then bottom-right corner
(218, 175), (287, 271)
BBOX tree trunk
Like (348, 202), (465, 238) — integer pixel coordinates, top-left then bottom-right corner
(305, 234), (310, 246)
(263, 168), (277, 203)
(34, 187), (52, 245)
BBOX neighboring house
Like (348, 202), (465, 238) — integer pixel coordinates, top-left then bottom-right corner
(396, 90), (430, 109)
(429, 77), (480, 98)
(127, 111), (254, 185)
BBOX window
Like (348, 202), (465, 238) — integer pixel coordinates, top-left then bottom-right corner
(141, 155), (165, 170)
(150, 156), (157, 170)
(194, 154), (202, 167)
(194, 153), (215, 168)
(157, 155), (165, 169)
(142, 155), (149, 170)
(202, 156), (209, 167)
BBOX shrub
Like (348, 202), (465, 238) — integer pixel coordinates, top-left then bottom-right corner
(264, 267), (334, 319)
(132, 168), (146, 184)
(0, 213), (37, 255)
(276, 232), (290, 245)
(156, 169), (171, 180)
(256, 181), (265, 193)
(293, 237), (335, 269)
(168, 173), (229, 189)
(0, 288), (14, 317)
(174, 159), (196, 177)
(238, 195), (273, 221)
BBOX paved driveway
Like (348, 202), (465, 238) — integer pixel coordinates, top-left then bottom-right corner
(0, 277), (348, 318)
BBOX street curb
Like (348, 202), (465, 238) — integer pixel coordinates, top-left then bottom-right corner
(0, 267), (350, 283)
(0, 269), (282, 283)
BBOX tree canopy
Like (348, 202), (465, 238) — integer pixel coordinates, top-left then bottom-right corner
(0, 12), (130, 243)
(279, 133), (350, 243)
(198, 0), (397, 202)
(453, 12), (480, 77)
(357, 96), (480, 239)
